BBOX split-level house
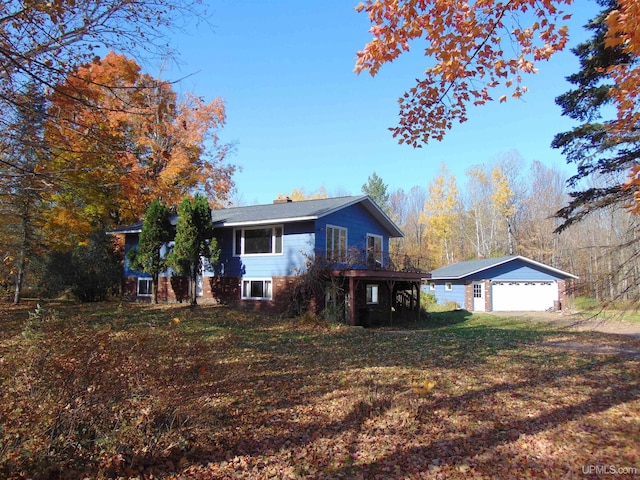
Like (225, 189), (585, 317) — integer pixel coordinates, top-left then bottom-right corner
(110, 195), (425, 325)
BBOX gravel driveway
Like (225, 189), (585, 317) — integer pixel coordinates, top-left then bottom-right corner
(487, 310), (640, 338)
(485, 311), (640, 356)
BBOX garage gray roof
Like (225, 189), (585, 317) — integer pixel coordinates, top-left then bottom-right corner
(430, 255), (578, 280)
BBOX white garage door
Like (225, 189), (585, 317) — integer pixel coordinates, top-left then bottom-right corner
(491, 281), (558, 311)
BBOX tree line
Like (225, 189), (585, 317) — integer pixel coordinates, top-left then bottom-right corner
(1, 0), (638, 307)
(0, 1), (236, 303)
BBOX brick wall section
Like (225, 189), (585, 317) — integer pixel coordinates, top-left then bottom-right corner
(209, 277), (240, 305)
(125, 274), (306, 313)
(464, 280), (491, 311)
(558, 279), (567, 310)
(123, 277), (138, 301)
(272, 276), (298, 313)
(464, 282), (473, 311)
(484, 280), (491, 311)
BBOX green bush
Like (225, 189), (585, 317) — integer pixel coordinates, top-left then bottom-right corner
(574, 296), (599, 310)
(421, 291), (437, 306)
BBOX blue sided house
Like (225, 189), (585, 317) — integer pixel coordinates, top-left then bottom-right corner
(110, 195), (425, 325)
(426, 255), (578, 312)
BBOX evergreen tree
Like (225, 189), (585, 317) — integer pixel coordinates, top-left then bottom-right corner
(552, 0), (638, 231)
(362, 172), (390, 213)
(127, 200), (172, 304)
(167, 194), (218, 305)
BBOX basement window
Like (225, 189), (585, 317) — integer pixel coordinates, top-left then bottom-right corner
(138, 278), (152, 296)
(366, 284), (379, 304)
(242, 279), (273, 300)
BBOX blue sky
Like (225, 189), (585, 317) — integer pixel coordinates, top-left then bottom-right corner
(163, 1), (601, 205)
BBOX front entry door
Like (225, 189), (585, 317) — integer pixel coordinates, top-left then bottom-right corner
(472, 281), (485, 311)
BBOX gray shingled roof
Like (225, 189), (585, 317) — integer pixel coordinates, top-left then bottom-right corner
(108, 195), (404, 237)
(430, 255), (577, 279)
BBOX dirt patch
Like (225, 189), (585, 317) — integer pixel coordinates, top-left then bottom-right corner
(487, 311), (640, 356)
(488, 310), (640, 338)
(541, 338), (640, 357)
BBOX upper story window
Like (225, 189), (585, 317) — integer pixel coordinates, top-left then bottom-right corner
(366, 234), (383, 268)
(234, 225), (283, 256)
(326, 225), (347, 262)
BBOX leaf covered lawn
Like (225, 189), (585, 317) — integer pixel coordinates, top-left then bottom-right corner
(0, 303), (638, 479)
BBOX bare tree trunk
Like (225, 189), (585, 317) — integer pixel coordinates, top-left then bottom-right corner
(13, 207), (30, 305)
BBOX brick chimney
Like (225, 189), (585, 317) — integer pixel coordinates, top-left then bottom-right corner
(273, 196), (293, 204)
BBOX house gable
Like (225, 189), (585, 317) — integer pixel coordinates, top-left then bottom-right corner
(315, 201), (393, 265)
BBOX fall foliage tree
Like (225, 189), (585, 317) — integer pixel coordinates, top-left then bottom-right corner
(420, 164), (462, 266)
(277, 187), (329, 202)
(127, 200), (173, 304)
(0, 0), (203, 122)
(354, 0), (640, 215)
(491, 166), (517, 255)
(167, 194), (218, 305)
(43, 52), (234, 248)
(355, 0), (572, 147)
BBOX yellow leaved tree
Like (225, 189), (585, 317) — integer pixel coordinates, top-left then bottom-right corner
(420, 164), (462, 267)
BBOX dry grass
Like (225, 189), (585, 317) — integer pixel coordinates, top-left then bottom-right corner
(0, 302), (638, 479)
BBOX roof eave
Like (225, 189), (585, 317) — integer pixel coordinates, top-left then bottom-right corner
(215, 215), (318, 227)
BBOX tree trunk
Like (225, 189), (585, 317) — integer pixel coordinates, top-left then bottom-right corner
(152, 272), (159, 304)
(190, 265), (197, 305)
(13, 209), (30, 305)
(13, 260), (24, 305)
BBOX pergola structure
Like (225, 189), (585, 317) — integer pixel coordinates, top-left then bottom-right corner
(331, 269), (428, 326)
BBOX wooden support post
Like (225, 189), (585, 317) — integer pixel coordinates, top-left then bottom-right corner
(415, 281), (420, 321)
(387, 280), (396, 326)
(349, 276), (356, 326)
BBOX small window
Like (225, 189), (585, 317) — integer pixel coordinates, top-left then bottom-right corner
(242, 279), (272, 300)
(445, 282), (452, 291)
(429, 283), (435, 291)
(138, 278), (152, 296)
(366, 284), (379, 304)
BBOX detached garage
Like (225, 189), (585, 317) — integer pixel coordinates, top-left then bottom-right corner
(427, 255), (578, 312)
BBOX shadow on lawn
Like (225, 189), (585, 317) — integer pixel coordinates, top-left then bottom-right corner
(327, 359), (640, 479)
(176, 353), (638, 479)
(2, 303), (638, 478)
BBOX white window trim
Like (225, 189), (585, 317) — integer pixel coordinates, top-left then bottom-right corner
(326, 224), (347, 261)
(137, 278), (152, 296)
(234, 225), (283, 257)
(241, 278), (273, 300)
(366, 233), (383, 267)
(366, 284), (379, 304)
(429, 283), (436, 291)
(445, 282), (452, 291)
